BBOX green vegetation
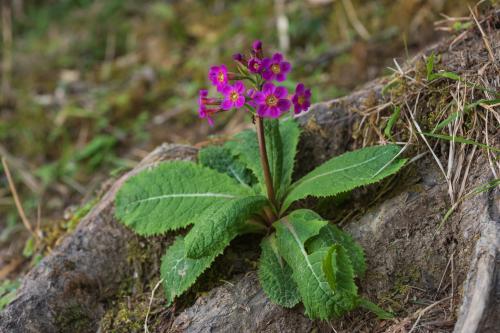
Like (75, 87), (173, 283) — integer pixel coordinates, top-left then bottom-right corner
(115, 117), (405, 319)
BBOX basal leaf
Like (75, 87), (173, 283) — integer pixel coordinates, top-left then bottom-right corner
(161, 236), (221, 305)
(274, 210), (344, 319)
(265, 119), (284, 198)
(225, 129), (263, 193)
(115, 161), (252, 235)
(198, 145), (256, 187)
(258, 234), (300, 308)
(307, 224), (366, 277)
(278, 118), (301, 201)
(185, 196), (268, 259)
(322, 244), (357, 296)
(282, 145), (406, 213)
(226, 118), (301, 202)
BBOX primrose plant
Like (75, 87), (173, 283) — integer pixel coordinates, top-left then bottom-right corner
(115, 40), (406, 320)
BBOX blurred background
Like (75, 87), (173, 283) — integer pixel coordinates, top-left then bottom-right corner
(0, 0), (482, 284)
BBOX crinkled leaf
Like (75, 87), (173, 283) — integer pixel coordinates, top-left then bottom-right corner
(265, 119), (283, 198)
(282, 145), (406, 213)
(198, 145), (256, 187)
(258, 233), (300, 308)
(115, 161), (252, 235)
(226, 118), (301, 201)
(278, 118), (301, 200)
(161, 236), (222, 305)
(307, 224), (366, 277)
(275, 209), (357, 319)
(322, 244), (357, 296)
(185, 196), (268, 259)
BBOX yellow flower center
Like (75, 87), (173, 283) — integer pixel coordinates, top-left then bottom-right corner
(230, 92), (239, 102)
(271, 64), (281, 74)
(297, 95), (305, 105)
(217, 72), (225, 83)
(253, 63), (260, 71)
(266, 95), (278, 107)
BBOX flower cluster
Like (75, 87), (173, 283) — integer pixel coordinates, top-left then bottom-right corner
(198, 40), (311, 125)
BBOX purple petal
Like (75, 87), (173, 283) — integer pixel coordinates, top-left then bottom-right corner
(221, 99), (233, 110)
(304, 89), (311, 98)
(270, 106), (281, 118)
(262, 82), (275, 95)
(252, 40), (262, 51)
(280, 62), (291, 73)
(295, 83), (305, 94)
(261, 70), (273, 80)
(277, 99), (291, 112)
(220, 64), (227, 74)
(274, 86), (288, 98)
(276, 73), (286, 82)
(234, 81), (245, 94)
(253, 92), (266, 104)
(257, 104), (269, 117)
(207, 116), (215, 126)
(292, 94), (299, 104)
(198, 107), (206, 118)
(272, 53), (283, 62)
(261, 58), (271, 68)
(222, 85), (232, 95)
(235, 95), (246, 108)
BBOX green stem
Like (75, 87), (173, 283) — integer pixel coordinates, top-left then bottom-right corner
(255, 116), (278, 223)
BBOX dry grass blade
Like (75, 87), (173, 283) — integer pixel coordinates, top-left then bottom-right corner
(469, 5), (498, 70)
(1, 157), (35, 236)
(408, 296), (452, 333)
(144, 278), (164, 333)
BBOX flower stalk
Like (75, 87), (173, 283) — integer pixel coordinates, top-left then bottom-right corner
(255, 116), (278, 223)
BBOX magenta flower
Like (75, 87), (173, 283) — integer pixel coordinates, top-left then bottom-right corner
(252, 40), (262, 53)
(248, 57), (263, 73)
(247, 88), (258, 108)
(221, 81), (246, 110)
(208, 64), (229, 92)
(253, 82), (291, 118)
(232, 53), (247, 67)
(292, 83), (311, 114)
(261, 53), (291, 82)
(198, 89), (222, 126)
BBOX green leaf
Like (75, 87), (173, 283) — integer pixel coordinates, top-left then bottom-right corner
(0, 279), (20, 310)
(422, 132), (500, 153)
(384, 106), (401, 141)
(307, 224), (366, 277)
(198, 145), (256, 187)
(115, 161), (252, 235)
(322, 245), (357, 296)
(358, 298), (394, 319)
(431, 98), (500, 134)
(258, 234), (301, 308)
(226, 118), (301, 201)
(161, 236), (221, 305)
(225, 129), (264, 193)
(185, 196), (268, 259)
(274, 209), (357, 319)
(264, 119), (283, 196)
(278, 118), (301, 200)
(282, 145), (406, 213)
